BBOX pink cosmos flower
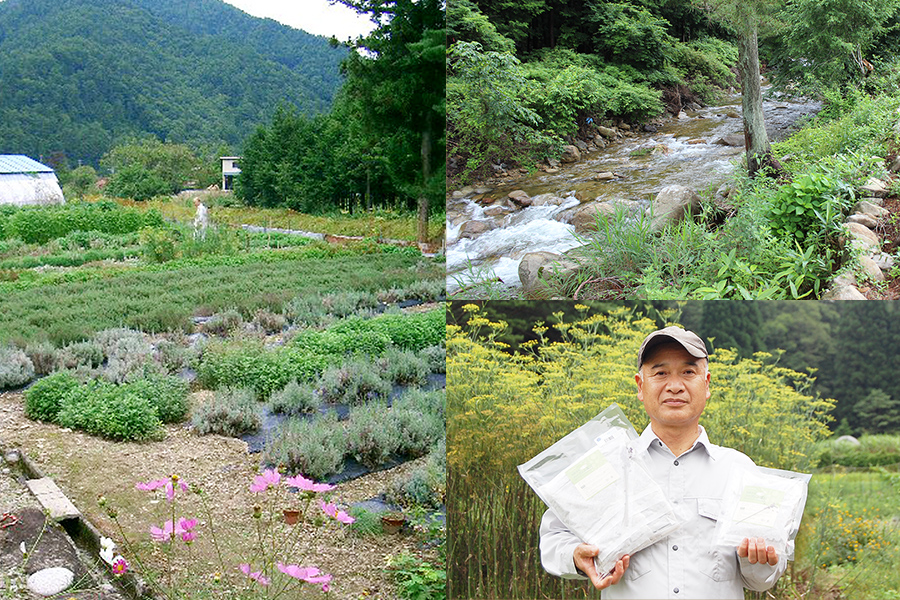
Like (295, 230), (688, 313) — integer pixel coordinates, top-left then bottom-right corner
(239, 563), (270, 586)
(250, 468), (281, 493)
(111, 556), (128, 575)
(277, 563), (333, 585)
(322, 582), (330, 593)
(320, 501), (354, 524)
(136, 476), (188, 501)
(150, 517), (198, 543)
(284, 474), (335, 493)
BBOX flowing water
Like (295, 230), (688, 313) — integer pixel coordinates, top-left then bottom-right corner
(446, 90), (821, 295)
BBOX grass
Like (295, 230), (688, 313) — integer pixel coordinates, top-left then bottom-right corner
(113, 195), (447, 245)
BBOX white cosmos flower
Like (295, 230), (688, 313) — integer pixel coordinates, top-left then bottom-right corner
(99, 537), (116, 565)
(19, 541), (26, 555)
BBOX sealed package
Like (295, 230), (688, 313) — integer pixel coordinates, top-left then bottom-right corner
(517, 404), (681, 576)
(713, 465), (810, 560)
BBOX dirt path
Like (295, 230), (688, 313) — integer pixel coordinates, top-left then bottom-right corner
(0, 391), (433, 600)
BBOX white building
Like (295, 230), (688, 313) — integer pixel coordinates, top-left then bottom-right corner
(220, 156), (241, 191)
(0, 155), (65, 206)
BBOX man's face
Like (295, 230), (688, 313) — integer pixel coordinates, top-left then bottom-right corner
(635, 342), (710, 431)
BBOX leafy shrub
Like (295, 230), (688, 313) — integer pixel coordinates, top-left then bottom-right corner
(198, 342), (334, 399)
(24, 372), (80, 422)
(321, 290), (379, 317)
(270, 379), (320, 415)
(201, 309), (244, 336)
(0, 345), (34, 389)
(290, 329), (391, 358)
(329, 309), (445, 352)
(57, 340), (104, 370)
(94, 328), (157, 383)
(768, 171), (852, 242)
(2, 201), (162, 244)
(25, 342), (58, 376)
(283, 294), (330, 327)
(346, 402), (400, 468)
(393, 389), (445, 457)
(156, 339), (190, 373)
(816, 435), (900, 467)
(378, 347), (432, 385)
(316, 360), (392, 406)
(125, 373), (190, 423)
(387, 552), (447, 600)
(57, 380), (161, 441)
(264, 413), (345, 480)
(251, 309), (286, 335)
(105, 164), (170, 201)
(192, 388), (261, 437)
(140, 227), (179, 264)
(420, 345), (446, 374)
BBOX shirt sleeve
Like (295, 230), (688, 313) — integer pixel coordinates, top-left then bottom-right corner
(539, 508), (587, 580)
(738, 554), (786, 592)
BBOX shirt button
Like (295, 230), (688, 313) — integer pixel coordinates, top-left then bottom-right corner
(674, 588), (680, 594)
(673, 545), (678, 551)
(674, 460), (679, 466)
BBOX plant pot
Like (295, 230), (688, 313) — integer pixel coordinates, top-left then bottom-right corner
(381, 514), (405, 534)
(283, 509), (302, 525)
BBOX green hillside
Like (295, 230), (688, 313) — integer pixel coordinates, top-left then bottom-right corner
(0, 0), (347, 165)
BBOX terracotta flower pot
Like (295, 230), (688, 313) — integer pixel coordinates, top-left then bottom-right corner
(381, 514), (405, 534)
(283, 509), (302, 525)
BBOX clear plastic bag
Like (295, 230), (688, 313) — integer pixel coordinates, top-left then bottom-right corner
(713, 465), (810, 560)
(517, 404), (681, 576)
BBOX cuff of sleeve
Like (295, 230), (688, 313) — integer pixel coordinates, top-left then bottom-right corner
(738, 555), (781, 591)
(561, 542), (588, 579)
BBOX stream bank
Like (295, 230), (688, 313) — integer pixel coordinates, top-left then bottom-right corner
(446, 89), (822, 296)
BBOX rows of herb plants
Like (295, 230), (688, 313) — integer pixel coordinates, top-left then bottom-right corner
(0, 196), (447, 600)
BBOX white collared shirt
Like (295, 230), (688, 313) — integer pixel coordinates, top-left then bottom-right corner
(540, 425), (786, 599)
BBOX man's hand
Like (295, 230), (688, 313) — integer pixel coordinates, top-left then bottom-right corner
(737, 537), (778, 566)
(573, 544), (630, 590)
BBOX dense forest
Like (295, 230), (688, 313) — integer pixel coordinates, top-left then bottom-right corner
(0, 0), (346, 165)
(447, 0), (900, 182)
(449, 301), (900, 437)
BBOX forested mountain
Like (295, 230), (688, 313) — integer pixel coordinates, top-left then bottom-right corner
(0, 0), (347, 165)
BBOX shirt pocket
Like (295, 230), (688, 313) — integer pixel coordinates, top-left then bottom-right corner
(693, 497), (738, 583)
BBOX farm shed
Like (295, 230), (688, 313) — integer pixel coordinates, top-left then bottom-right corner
(0, 155), (65, 206)
(220, 156), (241, 191)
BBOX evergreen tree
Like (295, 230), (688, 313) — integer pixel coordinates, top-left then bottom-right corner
(856, 389), (900, 434)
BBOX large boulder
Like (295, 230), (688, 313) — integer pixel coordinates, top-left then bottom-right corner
(649, 185), (702, 233)
(518, 252), (580, 297)
(556, 202), (618, 234)
(458, 220), (496, 240)
(560, 145), (581, 163)
(841, 222), (880, 252)
(530, 193), (566, 207)
(507, 190), (532, 208)
(596, 125), (617, 139)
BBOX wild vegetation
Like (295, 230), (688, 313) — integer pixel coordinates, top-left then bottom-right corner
(447, 302), (900, 599)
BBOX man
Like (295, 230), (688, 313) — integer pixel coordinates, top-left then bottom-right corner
(539, 326), (787, 599)
(193, 196), (209, 239)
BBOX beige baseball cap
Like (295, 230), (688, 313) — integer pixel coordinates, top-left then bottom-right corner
(638, 326), (708, 367)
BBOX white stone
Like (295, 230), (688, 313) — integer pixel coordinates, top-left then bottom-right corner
(27, 567), (74, 597)
(858, 255), (885, 282)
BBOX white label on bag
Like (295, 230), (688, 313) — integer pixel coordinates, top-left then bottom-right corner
(732, 485), (785, 528)
(564, 446), (620, 500)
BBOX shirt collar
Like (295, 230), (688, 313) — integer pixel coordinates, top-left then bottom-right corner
(634, 423), (722, 460)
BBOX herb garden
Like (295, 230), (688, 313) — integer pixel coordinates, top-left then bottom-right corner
(0, 196), (447, 600)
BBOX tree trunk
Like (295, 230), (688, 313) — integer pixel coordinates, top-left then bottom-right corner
(737, 24), (771, 177)
(417, 128), (431, 244)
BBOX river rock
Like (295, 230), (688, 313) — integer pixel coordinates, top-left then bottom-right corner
(483, 205), (508, 217)
(858, 255), (885, 282)
(530, 193), (566, 207)
(507, 190), (532, 207)
(575, 139), (589, 151)
(643, 124), (658, 133)
(593, 172), (615, 181)
(458, 220), (496, 240)
(847, 213), (879, 229)
(561, 145), (581, 163)
(518, 252), (580, 298)
(619, 122), (631, 130)
(546, 157), (560, 168)
(890, 156), (900, 173)
(27, 567), (74, 597)
(854, 200), (889, 219)
(677, 111), (689, 120)
(715, 134), (745, 147)
(687, 139), (705, 145)
(593, 135), (607, 148)
(556, 202), (617, 234)
(596, 126), (617, 139)
(649, 185), (702, 234)
(841, 222), (880, 252)
(861, 178), (889, 197)
(726, 110), (741, 118)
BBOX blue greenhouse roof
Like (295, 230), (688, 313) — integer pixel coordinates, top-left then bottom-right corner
(0, 155), (54, 174)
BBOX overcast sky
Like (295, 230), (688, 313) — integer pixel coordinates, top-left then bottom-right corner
(221, 0), (376, 40)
